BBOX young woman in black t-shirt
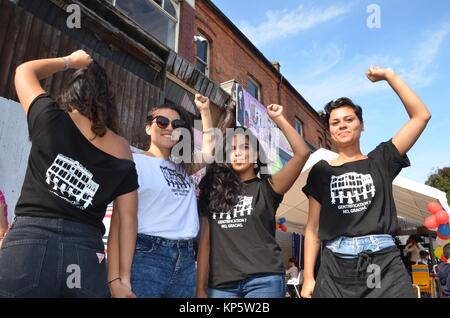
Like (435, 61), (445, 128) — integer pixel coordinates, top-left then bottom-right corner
(196, 104), (310, 298)
(301, 66), (431, 298)
(0, 50), (138, 298)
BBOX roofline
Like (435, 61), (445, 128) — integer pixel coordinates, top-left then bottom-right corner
(202, 0), (325, 124)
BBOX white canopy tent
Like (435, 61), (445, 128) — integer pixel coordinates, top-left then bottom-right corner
(276, 148), (450, 234)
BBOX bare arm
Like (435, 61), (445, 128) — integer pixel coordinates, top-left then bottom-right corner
(366, 66), (431, 156)
(196, 216), (210, 298)
(107, 196), (137, 298)
(14, 50), (93, 114)
(301, 196), (321, 298)
(267, 104), (311, 195)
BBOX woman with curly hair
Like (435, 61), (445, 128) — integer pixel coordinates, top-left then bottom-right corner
(0, 50), (138, 298)
(301, 66), (431, 298)
(196, 104), (310, 298)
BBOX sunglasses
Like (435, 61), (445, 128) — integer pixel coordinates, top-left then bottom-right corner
(147, 115), (186, 130)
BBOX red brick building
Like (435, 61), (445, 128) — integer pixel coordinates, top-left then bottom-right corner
(177, 0), (335, 151)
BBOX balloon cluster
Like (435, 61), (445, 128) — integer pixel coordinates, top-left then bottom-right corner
(424, 201), (450, 262)
(276, 217), (287, 232)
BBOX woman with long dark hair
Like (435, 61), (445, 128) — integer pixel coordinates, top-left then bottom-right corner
(108, 94), (214, 298)
(301, 66), (431, 298)
(0, 50), (138, 298)
(196, 104), (310, 298)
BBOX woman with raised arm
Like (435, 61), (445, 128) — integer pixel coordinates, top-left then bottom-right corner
(301, 66), (431, 298)
(108, 94), (214, 298)
(197, 104), (310, 298)
(0, 50), (138, 298)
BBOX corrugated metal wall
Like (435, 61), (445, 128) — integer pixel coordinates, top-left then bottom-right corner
(0, 0), (162, 149)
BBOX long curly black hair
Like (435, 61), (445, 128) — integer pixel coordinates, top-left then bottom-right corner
(58, 61), (118, 138)
(198, 127), (269, 215)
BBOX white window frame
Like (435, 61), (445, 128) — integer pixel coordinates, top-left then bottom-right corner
(195, 33), (210, 77)
(294, 117), (304, 136)
(111, 0), (180, 51)
(247, 76), (261, 101)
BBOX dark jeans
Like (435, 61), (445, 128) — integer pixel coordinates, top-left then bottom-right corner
(131, 234), (196, 298)
(0, 216), (109, 298)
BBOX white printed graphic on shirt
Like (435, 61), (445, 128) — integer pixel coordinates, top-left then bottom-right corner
(213, 195), (253, 229)
(330, 172), (375, 214)
(160, 165), (191, 196)
(45, 154), (99, 210)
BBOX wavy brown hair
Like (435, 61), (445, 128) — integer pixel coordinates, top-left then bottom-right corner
(58, 61), (118, 138)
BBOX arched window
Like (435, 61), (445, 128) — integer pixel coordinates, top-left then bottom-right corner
(112, 0), (178, 50)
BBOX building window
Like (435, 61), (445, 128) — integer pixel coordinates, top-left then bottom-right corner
(195, 34), (210, 76)
(112, 0), (178, 50)
(247, 77), (261, 100)
(294, 117), (304, 136)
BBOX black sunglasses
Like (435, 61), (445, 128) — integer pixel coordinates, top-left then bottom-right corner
(147, 115), (186, 130)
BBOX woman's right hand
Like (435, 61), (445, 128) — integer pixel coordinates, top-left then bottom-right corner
(109, 280), (137, 298)
(66, 50), (93, 69)
(196, 288), (209, 298)
(300, 278), (316, 298)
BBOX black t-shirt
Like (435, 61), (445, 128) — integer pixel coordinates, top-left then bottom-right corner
(15, 94), (138, 234)
(302, 140), (410, 242)
(206, 177), (284, 289)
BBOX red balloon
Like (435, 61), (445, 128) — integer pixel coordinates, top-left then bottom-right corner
(442, 255), (448, 263)
(435, 210), (449, 225)
(427, 201), (443, 214)
(280, 225), (287, 232)
(424, 215), (439, 229)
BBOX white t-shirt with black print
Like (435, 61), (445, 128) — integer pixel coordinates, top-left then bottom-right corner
(15, 94), (139, 234)
(205, 177), (285, 289)
(302, 139), (410, 242)
(133, 154), (199, 240)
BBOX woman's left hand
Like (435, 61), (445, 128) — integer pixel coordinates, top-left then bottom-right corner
(267, 104), (284, 120)
(366, 65), (395, 82)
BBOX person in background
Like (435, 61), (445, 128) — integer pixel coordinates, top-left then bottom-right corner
(0, 191), (8, 248)
(437, 243), (450, 297)
(286, 257), (301, 298)
(417, 250), (430, 265)
(285, 258), (299, 281)
(405, 235), (426, 264)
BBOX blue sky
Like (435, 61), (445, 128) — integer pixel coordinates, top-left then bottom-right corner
(212, 0), (450, 183)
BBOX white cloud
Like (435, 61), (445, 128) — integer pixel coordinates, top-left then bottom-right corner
(238, 4), (350, 46)
(292, 23), (450, 109)
(293, 54), (393, 109)
(399, 23), (450, 87)
(298, 43), (345, 77)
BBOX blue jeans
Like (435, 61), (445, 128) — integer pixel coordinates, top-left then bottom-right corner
(0, 216), (108, 298)
(208, 274), (286, 298)
(325, 234), (396, 258)
(131, 234), (196, 298)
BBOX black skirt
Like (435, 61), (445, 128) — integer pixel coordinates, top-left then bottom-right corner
(313, 246), (416, 298)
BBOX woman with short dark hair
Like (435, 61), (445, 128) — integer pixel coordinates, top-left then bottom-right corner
(301, 66), (431, 298)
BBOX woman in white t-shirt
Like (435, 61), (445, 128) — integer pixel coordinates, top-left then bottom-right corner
(108, 94), (214, 298)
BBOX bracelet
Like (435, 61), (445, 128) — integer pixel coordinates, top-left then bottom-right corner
(61, 57), (70, 71)
(108, 277), (121, 285)
(203, 128), (216, 134)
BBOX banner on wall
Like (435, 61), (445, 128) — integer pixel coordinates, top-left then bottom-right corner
(222, 80), (293, 174)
